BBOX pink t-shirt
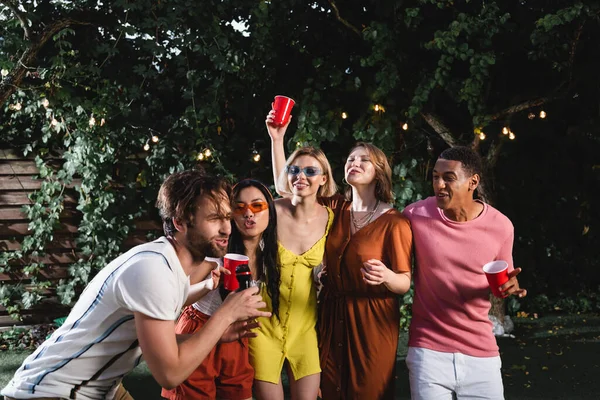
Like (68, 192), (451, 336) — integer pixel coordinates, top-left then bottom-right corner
(403, 196), (514, 357)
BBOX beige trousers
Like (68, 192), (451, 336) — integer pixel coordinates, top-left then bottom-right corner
(4, 383), (134, 400)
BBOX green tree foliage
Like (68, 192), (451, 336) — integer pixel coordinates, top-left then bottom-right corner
(1, 0), (599, 320)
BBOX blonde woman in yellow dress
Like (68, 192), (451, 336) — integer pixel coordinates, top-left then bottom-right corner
(250, 115), (336, 400)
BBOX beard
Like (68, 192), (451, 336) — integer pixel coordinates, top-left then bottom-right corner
(184, 228), (228, 263)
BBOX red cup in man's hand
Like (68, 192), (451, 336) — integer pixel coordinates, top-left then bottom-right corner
(223, 253), (250, 292)
(483, 260), (510, 298)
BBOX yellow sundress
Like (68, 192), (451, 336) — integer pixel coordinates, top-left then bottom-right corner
(249, 207), (333, 383)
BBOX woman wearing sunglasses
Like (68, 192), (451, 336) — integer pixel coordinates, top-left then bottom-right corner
(162, 179), (280, 400)
(266, 112), (413, 400)
(250, 134), (336, 400)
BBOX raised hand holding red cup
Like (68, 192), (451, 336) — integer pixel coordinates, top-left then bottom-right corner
(271, 95), (295, 126)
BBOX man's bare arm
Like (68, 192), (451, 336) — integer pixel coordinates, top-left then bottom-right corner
(136, 286), (270, 389)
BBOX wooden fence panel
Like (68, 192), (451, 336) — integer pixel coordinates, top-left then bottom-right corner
(0, 149), (161, 327)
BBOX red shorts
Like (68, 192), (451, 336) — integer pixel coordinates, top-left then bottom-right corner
(161, 306), (254, 400)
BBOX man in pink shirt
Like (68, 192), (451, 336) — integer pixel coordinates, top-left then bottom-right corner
(403, 146), (527, 399)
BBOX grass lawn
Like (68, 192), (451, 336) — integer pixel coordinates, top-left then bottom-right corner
(1, 313), (599, 399)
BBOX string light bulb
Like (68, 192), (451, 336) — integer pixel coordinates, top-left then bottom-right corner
(151, 135), (159, 143)
(100, 118), (106, 126)
(41, 98), (49, 108)
(539, 110), (547, 119)
(89, 116), (96, 127)
(50, 118), (58, 126)
(197, 153), (205, 161)
(143, 143), (150, 151)
(203, 148), (212, 157)
(402, 123), (409, 131)
(528, 112), (535, 120)
(296, 142), (301, 147)
(479, 132), (486, 140)
(252, 150), (261, 162)
(341, 112), (348, 119)
(374, 104), (380, 112)
(509, 131), (516, 140)
(502, 126), (509, 135)
(13, 103), (22, 111)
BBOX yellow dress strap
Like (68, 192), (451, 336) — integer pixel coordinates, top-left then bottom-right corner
(324, 206), (334, 235)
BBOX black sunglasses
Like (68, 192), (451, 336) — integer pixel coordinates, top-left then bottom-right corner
(286, 165), (322, 177)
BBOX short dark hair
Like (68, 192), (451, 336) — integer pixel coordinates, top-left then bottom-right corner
(438, 146), (483, 179)
(156, 169), (231, 236)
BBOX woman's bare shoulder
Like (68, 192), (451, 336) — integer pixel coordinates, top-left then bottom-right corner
(274, 197), (292, 206)
(274, 198), (293, 217)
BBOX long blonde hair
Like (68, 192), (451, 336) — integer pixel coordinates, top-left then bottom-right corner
(277, 146), (337, 197)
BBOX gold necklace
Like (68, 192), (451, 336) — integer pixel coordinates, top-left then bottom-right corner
(350, 200), (380, 230)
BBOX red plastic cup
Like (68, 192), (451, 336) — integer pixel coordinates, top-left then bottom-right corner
(483, 260), (510, 298)
(222, 253), (250, 292)
(271, 95), (295, 126)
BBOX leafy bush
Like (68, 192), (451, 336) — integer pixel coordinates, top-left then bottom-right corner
(0, 325), (55, 351)
(522, 290), (600, 315)
(2, 0), (599, 323)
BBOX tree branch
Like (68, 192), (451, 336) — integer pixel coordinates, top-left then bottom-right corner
(473, 138), (503, 206)
(1, 0), (32, 40)
(328, 0), (361, 37)
(484, 139), (503, 169)
(420, 112), (457, 147)
(569, 21), (585, 83)
(0, 18), (92, 108)
(489, 97), (551, 121)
